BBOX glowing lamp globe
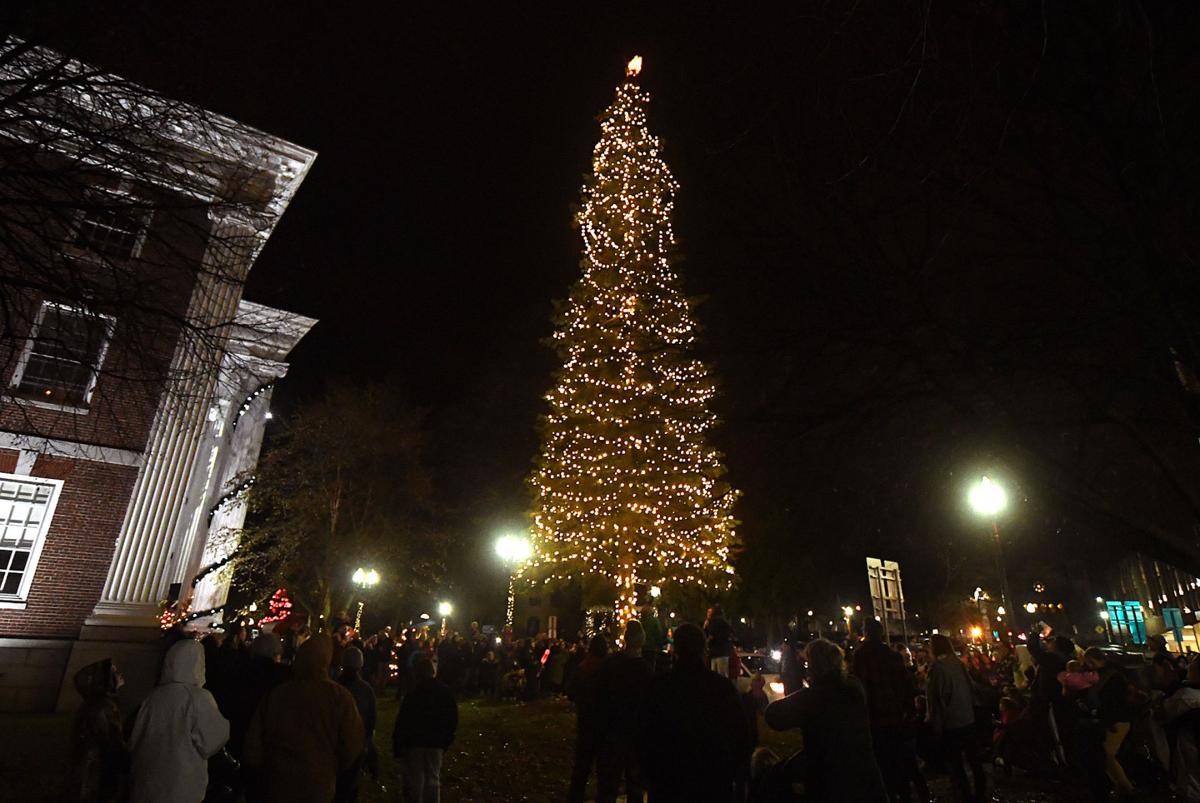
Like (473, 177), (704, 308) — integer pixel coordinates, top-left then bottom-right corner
(969, 476), (1007, 517)
(437, 601), (453, 617)
(495, 534), (533, 563)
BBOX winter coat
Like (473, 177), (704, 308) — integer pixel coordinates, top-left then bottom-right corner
(244, 634), (365, 803)
(1094, 662), (1137, 726)
(68, 658), (128, 803)
(339, 673), (377, 739)
(705, 616), (734, 659)
(637, 662), (752, 803)
(129, 640), (230, 803)
(925, 654), (975, 733)
(392, 676), (458, 752)
(567, 654), (607, 732)
(765, 673), (888, 803)
(596, 650), (653, 745)
(852, 638), (914, 731)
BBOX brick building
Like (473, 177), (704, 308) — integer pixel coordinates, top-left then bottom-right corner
(0, 41), (316, 711)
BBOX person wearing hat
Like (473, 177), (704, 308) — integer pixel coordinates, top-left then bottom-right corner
(337, 646), (378, 802)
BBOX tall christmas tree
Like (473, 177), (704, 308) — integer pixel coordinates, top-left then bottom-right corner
(523, 56), (739, 622)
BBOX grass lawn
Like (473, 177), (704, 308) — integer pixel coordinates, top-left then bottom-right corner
(0, 694), (800, 803)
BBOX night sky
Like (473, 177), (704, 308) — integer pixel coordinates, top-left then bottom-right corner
(9, 4), (1200, 620)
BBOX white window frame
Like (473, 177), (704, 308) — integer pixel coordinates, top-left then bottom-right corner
(69, 183), (153, 262)
(0, 472), (64, 609)
(8, 301), (117, 410)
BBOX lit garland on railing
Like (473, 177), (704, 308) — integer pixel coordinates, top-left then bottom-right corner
(182, 604), (225, 625)
(231, 383), (273, 431)
(207, 476), (255, 525)
(522, 56), (740, 624)
(191, 551), (235, 588)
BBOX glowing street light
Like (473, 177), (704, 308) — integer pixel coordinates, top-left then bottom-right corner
(969, 475), (1015, 634)
(649, 585), (662, 599)
(352, 567), (380, 631)
(495, 534), (533, 563)
(495, 533), (532, 629)
(437, 600), (453, 635)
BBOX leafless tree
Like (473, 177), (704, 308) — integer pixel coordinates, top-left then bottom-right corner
(0, 37), (311, 450)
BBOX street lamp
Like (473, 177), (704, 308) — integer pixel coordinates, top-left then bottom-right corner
(352, 567), (380, 631)
(495, 533), (532, 629)
(437, 600), (453, 633)
(843, 605), (855, 638)
(969, 476), (1015, 634)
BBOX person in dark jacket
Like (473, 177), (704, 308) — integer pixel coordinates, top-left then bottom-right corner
(567, 634), (609, 803)
(223, 633), (291, 758)
(852, 619), (929, 802)
(596, 620), (653, 803)
(244, 634), (364, 803)
(337, 647), (377, 803)
(392, 655), (458, 803)
(1027, 625), (1072, 715)
(67, 658), (128, 803)
(637, 623), (751, 803)
(704, 605), (735, 677)
(1084, 647), (1137, 798)
(766, 638), (887, 803)
(925, 635), (984, 803)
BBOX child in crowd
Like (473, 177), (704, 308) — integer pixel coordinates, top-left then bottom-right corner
(1057, 659), (1099, 695)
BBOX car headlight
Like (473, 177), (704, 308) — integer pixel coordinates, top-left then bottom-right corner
(769, 681), (785, 695)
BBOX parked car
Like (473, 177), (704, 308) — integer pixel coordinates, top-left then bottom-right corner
(736, 650), (788, 702)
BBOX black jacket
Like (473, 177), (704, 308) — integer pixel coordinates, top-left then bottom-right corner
(637, 664), (751, 803)
(393, 678), (458, 752)
(596, 651), (653, 744)
(764, 674), (888, 803)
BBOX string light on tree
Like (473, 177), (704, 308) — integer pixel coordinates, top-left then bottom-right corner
(257, 587), (294, 625)
(522, 55), (740, 623)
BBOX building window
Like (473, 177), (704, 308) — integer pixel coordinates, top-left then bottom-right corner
(0, 475), (62, 602)
(73, 198), (150, 261)
(11, 302), (115, 407)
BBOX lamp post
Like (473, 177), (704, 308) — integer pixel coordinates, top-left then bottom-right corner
(843, 605), (855, 638)
(969, 476), (1015, 633)
(494, 533), (533, 629)
(352, 567), (380, 631)
(437, 600), (453, 635)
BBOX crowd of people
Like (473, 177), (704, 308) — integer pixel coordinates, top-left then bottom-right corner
(66, 618), (459, 803)
(62, 598), (1200, 803)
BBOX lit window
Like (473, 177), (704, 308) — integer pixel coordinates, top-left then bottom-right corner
(0, 475), (61, 602)
(12, 302), (114, 406)
(74, 201), (149, 260)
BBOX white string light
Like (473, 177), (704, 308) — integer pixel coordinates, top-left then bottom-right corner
(522, 58), (740, 623)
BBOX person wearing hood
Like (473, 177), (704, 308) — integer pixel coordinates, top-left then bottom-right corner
(224, 632), (292, 800)
(67, 658), (129, 803)
(336, 646), (378, 803)
(129, 639), (230, 803)
(392, 654), (458, 803)
(245, 633), (365, 803)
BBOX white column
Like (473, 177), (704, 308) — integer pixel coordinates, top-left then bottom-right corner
(88, 217), (256, 627)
